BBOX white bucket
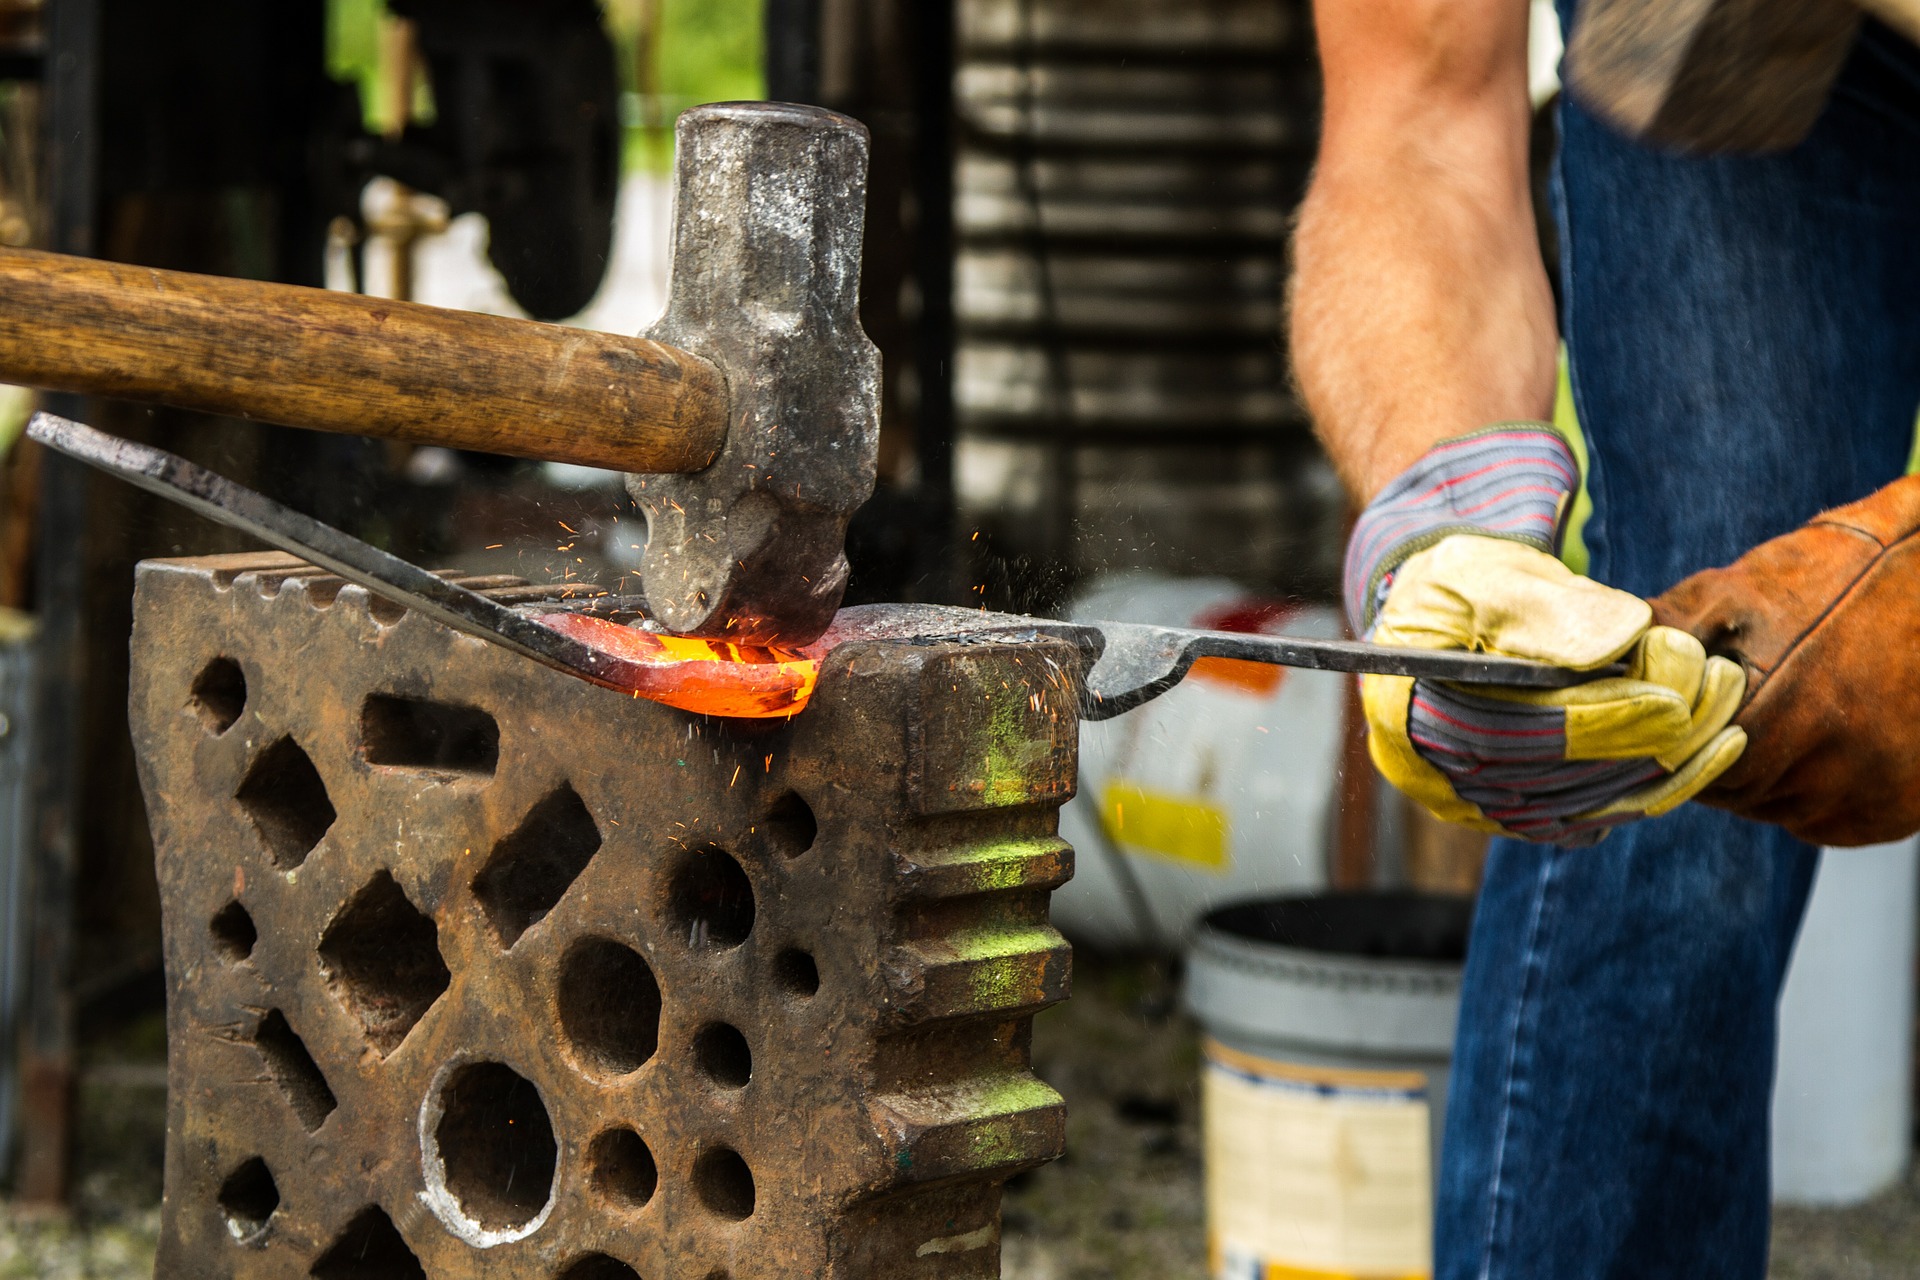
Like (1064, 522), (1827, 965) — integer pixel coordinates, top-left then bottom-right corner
(1053, 573), (1345, 952)
(1772, 836), (1919, 1205)
(1185, 893), (1468, 1280)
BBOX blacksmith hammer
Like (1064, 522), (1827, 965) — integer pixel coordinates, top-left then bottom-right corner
(1565, 0), (1920, 152)
(0, 102), (878, 645)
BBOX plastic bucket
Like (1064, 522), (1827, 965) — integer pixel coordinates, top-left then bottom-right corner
(1772, 837), (1920, 1204)
(1185, 891), (1470, 1280)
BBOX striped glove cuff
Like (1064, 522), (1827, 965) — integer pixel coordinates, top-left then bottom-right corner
(1344, 424), (1579, 636)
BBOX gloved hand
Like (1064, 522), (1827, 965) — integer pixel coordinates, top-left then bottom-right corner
(1652, 474), (1920, 847)
(1348, 424), (1747, 845)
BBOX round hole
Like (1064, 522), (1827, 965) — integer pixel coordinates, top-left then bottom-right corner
(217, 1156), (279, 1242)
(368, 595), (408, 626)
(693, 1147), (755, 1220)
(558, 938), (661, 1076)
(773, 949), (819, 999)
(763, 791), (817, 857)
(426, 1062), (557, 1237)
(210, 900), (258, 962)
(559, 1256), (641, 1280)
(588, 1129), (657, 1208)
(191, 657), (247, 733)
(668, 847), (754, 950)
(693, 1023), (752, 1089)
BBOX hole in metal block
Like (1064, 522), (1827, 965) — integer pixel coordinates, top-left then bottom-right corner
(218, 1156), (279, 1242)
(210, 900), (258, 962)
(694, 1023), (751, 1089)
(361, 696), (499, 776)
(236, 737), (336, 870)
(319, 872), (450, 1057)
(473, 786), (602, 948)
(763, 791), (817, 856)
(773, 949), (819, 999)
(430, 1062), (557, 1234)
(191, 658), (247, 734)
(693, 1147), (755, 1220)
(252, 1010), (337, 1133)
(559, 1256), (642, 1280)
(310, 1206), (425, 1280)
(558, 938), (660, 1077)
(668, 847), (754, 951)
(588, 1129), (657, 1208)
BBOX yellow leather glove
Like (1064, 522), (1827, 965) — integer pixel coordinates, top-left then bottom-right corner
(1363, 535), (1748, 844)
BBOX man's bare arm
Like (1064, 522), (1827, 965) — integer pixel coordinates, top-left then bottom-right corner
(1290, 0), (1555, 501)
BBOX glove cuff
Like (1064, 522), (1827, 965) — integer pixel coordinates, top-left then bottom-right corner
(1344, 423), (1579, 635)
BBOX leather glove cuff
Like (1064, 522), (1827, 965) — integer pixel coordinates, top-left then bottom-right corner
(1344, 423), (1579, 635)
(1651, 473), (1920, 847)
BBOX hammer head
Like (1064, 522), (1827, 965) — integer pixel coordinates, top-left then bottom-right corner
(628, 102), (881, 646)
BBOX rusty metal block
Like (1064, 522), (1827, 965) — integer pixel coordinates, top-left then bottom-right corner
(129, 551), (1078, 1279)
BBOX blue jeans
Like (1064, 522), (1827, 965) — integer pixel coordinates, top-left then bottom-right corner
(1436, 17), (1920, 1280)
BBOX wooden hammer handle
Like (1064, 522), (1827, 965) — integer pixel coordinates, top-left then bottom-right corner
(0, 247), (729, 473)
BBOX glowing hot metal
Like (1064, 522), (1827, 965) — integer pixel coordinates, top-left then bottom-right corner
(537, 613), (821, 718)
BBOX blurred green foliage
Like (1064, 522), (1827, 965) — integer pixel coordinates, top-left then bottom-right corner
(325, 0), (764, 170)
(625, 0), (766, 169)
(326, 0), (385, 127)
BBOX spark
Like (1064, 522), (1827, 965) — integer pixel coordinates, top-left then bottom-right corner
(730, 765), (742, 787)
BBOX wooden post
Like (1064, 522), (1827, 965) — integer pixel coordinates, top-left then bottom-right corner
(15, 0), (101, 1207)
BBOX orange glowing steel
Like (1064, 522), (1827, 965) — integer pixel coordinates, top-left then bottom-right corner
(537, 612), (822, 718)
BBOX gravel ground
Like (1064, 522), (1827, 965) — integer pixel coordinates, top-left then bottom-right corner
(1002, 958), (1205, 1280)
(4, 958), (1916, 1279)
(1772, 1172), (1920, 1280)
(0, 1059), (165, 1280)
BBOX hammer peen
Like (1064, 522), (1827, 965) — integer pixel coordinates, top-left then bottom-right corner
(0, 102), (880, 647)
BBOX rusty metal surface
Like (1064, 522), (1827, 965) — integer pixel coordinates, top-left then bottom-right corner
(629, 102), (882, 647)
(129, 551), (1076, 1279)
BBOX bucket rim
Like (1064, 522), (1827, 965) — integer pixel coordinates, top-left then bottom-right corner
(1194, 890), (1473, 972)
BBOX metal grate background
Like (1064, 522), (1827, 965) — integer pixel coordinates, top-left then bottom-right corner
(953, 0), (1343, 597)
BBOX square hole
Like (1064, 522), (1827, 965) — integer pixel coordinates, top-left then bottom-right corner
(310, 1206), (424, 1280)
(236, 737), (336, 869)
(251, 1010), (336, 1133)
(318, 872), (450, 1057)
(360, 696), (499, 776)
(472, 785), (601, 948)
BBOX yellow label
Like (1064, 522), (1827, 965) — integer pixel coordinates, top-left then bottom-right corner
(1099, 782), (1230, 872)
(1204, 1040), (1432, 1280)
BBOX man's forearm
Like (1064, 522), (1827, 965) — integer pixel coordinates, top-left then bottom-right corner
(1290, 0), (1557, 502)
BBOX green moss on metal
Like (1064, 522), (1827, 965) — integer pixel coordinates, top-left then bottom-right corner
(921, 837), (1064, 893)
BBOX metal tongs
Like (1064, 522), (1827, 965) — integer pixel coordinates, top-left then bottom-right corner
(30, 412), (1616, 720)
